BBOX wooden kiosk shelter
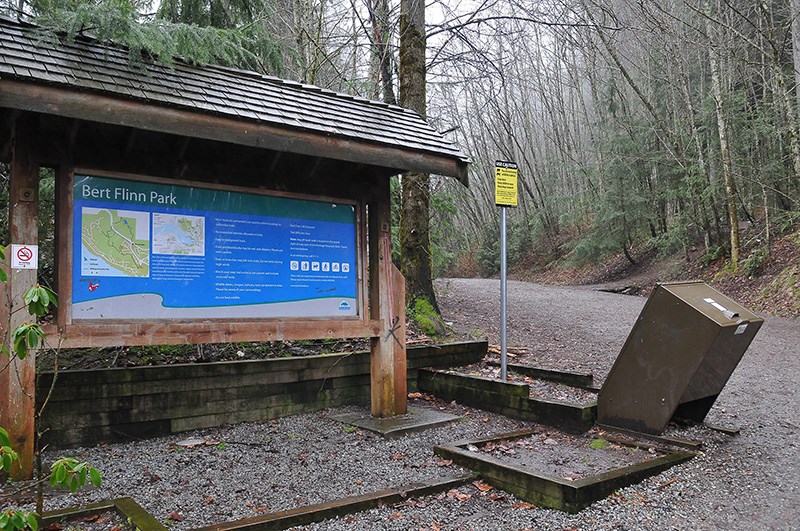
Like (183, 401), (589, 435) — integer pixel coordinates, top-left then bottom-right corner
(0, 17), (468, 477)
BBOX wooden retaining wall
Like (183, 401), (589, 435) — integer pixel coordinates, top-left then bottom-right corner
(38, 342), (486, 448)
(417, 368), (596, 432)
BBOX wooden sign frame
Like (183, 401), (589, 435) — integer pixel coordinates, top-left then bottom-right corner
(44, 168), (378, 348)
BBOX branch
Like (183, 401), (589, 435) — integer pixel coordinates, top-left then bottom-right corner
(427, 15), (622, 39)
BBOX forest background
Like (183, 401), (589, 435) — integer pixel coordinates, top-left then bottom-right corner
(2, 0), (799, 324)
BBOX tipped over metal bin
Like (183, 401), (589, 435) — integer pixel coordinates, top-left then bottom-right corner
(598, 281), (763, 434)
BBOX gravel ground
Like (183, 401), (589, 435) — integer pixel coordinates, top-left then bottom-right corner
(303, 279), (800, 530)
(3, 400), (529, 529)
(449, 361), (597, 404)
(473, 428), (661, 479)
(3, 278), (798, 530)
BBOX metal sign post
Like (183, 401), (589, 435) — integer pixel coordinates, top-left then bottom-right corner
(494, 160), (518, 381)
(500, 206), (508, 380)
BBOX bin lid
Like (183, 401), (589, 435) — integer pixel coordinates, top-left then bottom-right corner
(658, 281), (763, 327)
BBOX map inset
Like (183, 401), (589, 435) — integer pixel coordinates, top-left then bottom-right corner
(152, 213), (205, 256)
(81, 207), (150, 277)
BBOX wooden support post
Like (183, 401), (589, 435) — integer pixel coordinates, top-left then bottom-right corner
(0, 114), (40, 479)
(368, 179), (407, 417)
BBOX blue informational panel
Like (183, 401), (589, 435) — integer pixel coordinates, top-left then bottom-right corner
(72, 175), (359, 320)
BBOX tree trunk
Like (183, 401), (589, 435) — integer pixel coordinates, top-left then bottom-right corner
(399, 0), (441, 321)
(368, 0), (396, 105)
(706, 3), (740, 266)
(792, 0), (800, 108)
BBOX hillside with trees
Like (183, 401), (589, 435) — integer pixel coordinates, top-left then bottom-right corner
(2, 0), (798, 320)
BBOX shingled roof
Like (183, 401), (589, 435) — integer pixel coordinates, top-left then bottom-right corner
(0, 16), (468, 182)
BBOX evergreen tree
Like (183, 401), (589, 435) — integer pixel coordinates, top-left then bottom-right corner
(3, 0), (282, 73)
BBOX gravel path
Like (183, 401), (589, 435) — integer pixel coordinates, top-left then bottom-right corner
(308, 279), (799, 530)
(3, 278), (798, 530)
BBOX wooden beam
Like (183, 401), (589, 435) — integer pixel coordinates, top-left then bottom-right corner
(42, 320), (382, 348)
(0, 114), (40, 479)
(55, 166), (73, 327)
(368, 178), (407, 417)
(173, 136), (191, 179)
(0, 81), (469, 183)
(391, 263), (407, 410)
(267, 151), (282, 173)
(0, 108), (20, 161)
(123, 128), (138, 157)
(306, 157), (322, 180)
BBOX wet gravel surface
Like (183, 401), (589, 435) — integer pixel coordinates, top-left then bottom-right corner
(526, 379), (597, 405)
(3, 278), (798, 530)
(473, 427), (661, 479)
(445, 361), (598, 404)
(4, 400), (529, 529)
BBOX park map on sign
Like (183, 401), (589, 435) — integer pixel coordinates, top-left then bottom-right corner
(82, 208), (150, 277)
(152, 213), (205, 256)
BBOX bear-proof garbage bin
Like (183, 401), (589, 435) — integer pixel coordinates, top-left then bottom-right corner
(597, 281), (763, 434)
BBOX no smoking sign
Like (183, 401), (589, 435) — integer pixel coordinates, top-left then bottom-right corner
(10, 244), (38, 270)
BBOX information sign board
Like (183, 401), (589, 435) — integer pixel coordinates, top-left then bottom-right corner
(494, 161), (518, 207)
(72, 175), (359, 320)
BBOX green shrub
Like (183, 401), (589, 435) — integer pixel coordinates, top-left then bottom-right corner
(740, 247), (769, 277)
(701, 245), (725, 266)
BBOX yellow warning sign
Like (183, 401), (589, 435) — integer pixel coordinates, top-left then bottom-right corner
(495, 160), (518, 207)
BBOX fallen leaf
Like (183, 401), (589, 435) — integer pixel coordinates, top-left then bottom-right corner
(391, 452), (405, 461)
(203, 496), (215, 505)
(408, 392), (422, 399)
(512, 502), (536, 509)
(447, 489), (472, 502)
(431, 522), (442, 530)
(389, 511), (403, 520)
(345, 517), (358, 524)
(253, 505), (270, 514)
(473, 480), (493, 492)
(111, 527), (124, 531)
(355, 479), (363, 485)
(168, 511), (185, 522)
(658, 478), (678, 489)
(143, 466), (161, 482)
(43, 525), (63, 531)
(80, 515), (101, 522)
(434, 458), (452, 466)
(175, 437), (205, 448)
(398, 498), (428, 508)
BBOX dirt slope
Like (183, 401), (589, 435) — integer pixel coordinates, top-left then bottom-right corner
(514, 228), (800, 320)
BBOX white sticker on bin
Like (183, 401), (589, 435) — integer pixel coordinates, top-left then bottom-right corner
(703, 297), (728, 313)
(735, 323), (748, 335)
